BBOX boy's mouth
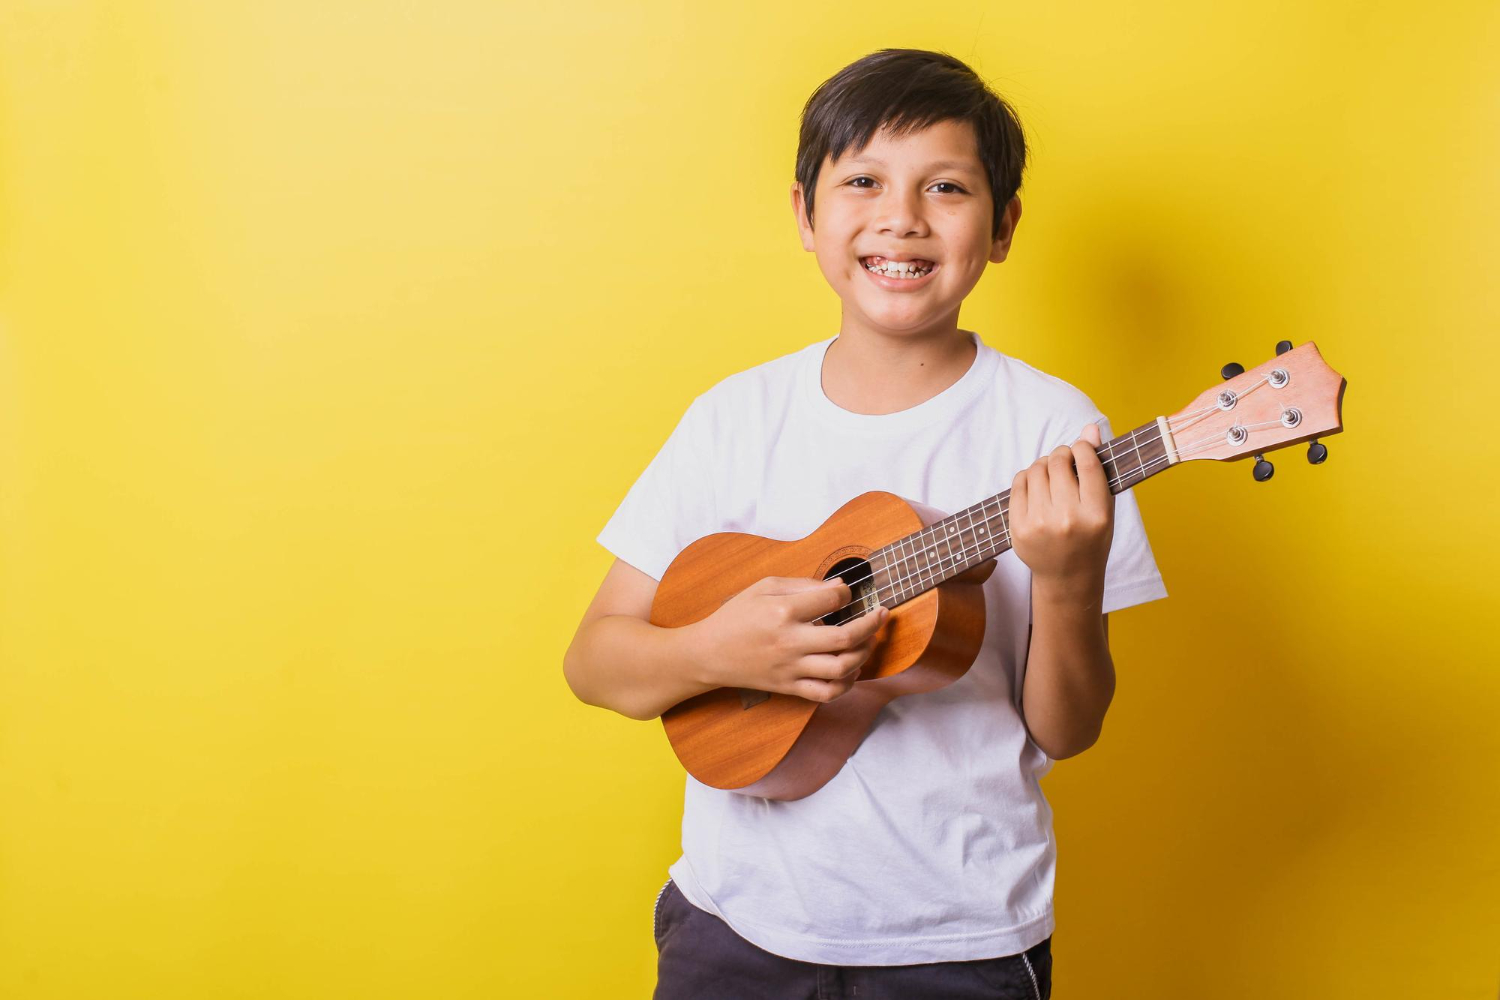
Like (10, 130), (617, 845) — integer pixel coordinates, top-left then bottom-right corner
(860, 255), (937, 279)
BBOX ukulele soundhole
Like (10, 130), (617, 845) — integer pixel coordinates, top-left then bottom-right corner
(818, 557), (879, 627)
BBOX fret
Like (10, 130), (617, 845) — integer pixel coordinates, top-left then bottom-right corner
(970, 499), (997, 561)
(1103, 430), (1128, 489)
(889, 546), (901, 603)
(943, 520), (963, 573)
(874, 420), (1167, 608)
(960, 507), (979, 571)
(884, 539), (896, 606)
(917, 528), (937, 592)
(889, 542), (902, 606)
(900, 532), (919, 602)
(1099, 445), (1120, 491)
(1128, 426), (1146, 490)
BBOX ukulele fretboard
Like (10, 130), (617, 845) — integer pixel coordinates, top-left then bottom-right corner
(868, 420), (1172, 608)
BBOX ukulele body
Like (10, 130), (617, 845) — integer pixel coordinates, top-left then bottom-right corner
(650, 490), (995, 801)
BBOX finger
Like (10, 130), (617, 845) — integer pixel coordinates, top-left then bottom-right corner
(762, 575), (847, 596)
(797, 638), (875, 681)
(1028, 458), (1054, 515)
(789, 675), (854, 703)
(1047, 444), (1078, 507)
(1010, 467), (1028, 523)
(836, 634), (880, 679)
(1074, 424), (1109, 502)
(839, 646), (873, 679)
(794, 652), (852, 680)
(849, 604), (888, 639)
(781, 578), (854, 621)
(1075, 423), (1103, 457)
(789, 605), (887, 654)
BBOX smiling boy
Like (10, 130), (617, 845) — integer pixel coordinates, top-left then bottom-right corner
(564, 48), (1167, 999)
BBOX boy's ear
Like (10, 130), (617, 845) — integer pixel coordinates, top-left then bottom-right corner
(988, 196), (1023, 263)
(791, 181), (815, 251)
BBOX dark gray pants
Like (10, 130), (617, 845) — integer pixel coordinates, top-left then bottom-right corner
(653, 879), (1052, 1000)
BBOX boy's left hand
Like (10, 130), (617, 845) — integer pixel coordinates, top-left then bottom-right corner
(1008, 423), (1115, 596)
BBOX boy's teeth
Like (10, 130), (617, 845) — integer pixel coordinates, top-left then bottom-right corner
(864, 256), (934, 277)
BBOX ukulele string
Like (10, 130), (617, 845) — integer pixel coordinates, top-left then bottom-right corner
(815, 418), (1284, 623)
(825, 424), (1152, 598)
(834, 403), (1289, 613)
(828, 428), (1164, 602)
(1167, 376), (1272, 435)
(833, 419), (1284, 617)
(810, 376), (1282, 619)
(813, 433), (1163, 615)
(815, 430), (1169, 608)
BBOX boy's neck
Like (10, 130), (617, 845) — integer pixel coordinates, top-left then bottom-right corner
(819, 324), (978, 416)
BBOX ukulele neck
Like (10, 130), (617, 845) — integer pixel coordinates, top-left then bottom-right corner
(870, 419), (1174, 609)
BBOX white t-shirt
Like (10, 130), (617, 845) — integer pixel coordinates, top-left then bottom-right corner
(596, 330), (1168, 966)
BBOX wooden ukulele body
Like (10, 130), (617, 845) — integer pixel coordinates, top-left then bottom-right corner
(650, 490), (995, 801)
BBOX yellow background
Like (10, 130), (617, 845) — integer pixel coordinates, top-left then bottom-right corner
(2, 2), (1496, 997)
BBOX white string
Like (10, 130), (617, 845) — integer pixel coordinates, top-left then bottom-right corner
(814, 416), (1282, 623)
(845, 404), (1285, 611)
(1168, 376), (1271, 436)
(817, 425), (1154, 611)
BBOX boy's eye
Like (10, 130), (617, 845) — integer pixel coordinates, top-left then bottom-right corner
(847, 177), (966, 194)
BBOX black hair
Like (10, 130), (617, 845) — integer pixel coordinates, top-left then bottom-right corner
(795, 48), (1028, 242)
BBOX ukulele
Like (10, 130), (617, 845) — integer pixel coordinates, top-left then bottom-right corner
(649, 340), (1346, 800)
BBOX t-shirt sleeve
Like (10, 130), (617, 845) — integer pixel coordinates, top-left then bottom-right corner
(595, 392), (720, 582)
(1028, 410), (1169, 620)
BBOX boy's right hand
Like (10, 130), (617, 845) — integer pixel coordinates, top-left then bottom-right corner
(689, 576), (889, 703)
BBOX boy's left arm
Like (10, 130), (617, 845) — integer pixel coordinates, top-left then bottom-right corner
(1009, 423), (1119, 760)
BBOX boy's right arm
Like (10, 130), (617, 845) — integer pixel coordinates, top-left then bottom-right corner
(562, 559), (889, 722)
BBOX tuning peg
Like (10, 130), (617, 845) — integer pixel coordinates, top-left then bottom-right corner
(1252, 454), (1275, 481)
(1307, 439), (1328, 464)
(1275, 340), (1293, 356)
(1221, 362), (1244, 380)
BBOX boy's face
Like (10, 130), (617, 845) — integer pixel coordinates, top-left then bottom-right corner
(791, 118), (1021, 342)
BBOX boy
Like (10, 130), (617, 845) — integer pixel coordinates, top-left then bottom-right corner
(564, 48), (1167, 999)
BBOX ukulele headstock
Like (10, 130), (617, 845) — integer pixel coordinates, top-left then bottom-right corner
(1166, 341), (1345, 473)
